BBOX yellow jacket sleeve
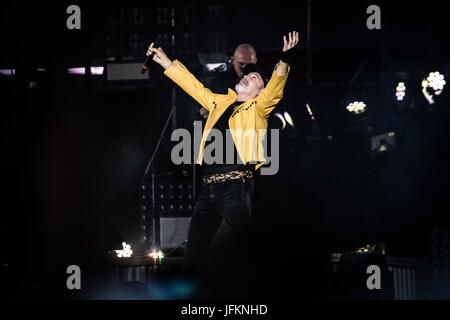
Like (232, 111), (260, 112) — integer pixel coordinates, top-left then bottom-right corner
(164, 60), (216, 111)
(256, 64), (290, 118)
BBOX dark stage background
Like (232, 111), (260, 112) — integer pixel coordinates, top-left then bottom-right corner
(1, 0), (449, 299)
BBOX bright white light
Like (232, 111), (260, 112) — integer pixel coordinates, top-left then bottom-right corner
(427, 71), (446, 94)
(395, 82), (406, 101)
(0, 69), (15, 76)
(37, 68), (46, 72)
(90, 66), (104, 75)
(273, 112), (286, 129)
(305, 103), (315, 120)
(149, 249), (164, 259)
(206, 63), (227, 72)
(346, 101), (367, 114)
(115, 242), (133, 258)
(284, 111), (294, 127)
(67, 67), (104, 75)
(68, 67), (85, 75)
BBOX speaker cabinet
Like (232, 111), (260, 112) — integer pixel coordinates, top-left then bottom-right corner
(159, 217), (191, 250)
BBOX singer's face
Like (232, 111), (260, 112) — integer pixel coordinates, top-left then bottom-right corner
(235, 72), (264, 98)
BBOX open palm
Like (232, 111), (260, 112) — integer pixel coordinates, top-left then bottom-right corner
(283, 31), (300, 52)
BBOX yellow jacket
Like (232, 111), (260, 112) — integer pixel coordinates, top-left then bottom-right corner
(164, 60), (290, 169)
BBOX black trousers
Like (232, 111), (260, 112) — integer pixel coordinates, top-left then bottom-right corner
(185, 178), (254, 272)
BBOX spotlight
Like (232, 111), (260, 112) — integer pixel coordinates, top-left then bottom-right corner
(67, 66), (104, 75)
(305, 103), (315, 120)
(346, 101), (367, 114)
(67, 67), (85, 75)
(283, 111), (294, 127)
(422, 71), (446, 105)
(90, 66), (104, 75)
(205, 63), (227, 72)
(149, 249), (164, 260)
(422, 80), (434, 105)
(273, 112), (287, 129)
(115, 242), (133, 258)
(0, 69), (15, 76)
(395, 82), (406, 101)
(198, 53), (228, 73)
(427, 71), (446, 94)
(273, 111), (295, 130)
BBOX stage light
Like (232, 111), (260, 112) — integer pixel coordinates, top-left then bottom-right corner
(149, 249), (164, 260)
(395, 82), (406, 101)
(273, 111), (295, 130)
(90, 66), (104, 75)
(67, 67), (85, 75)
(273, 112), (286, 129)
(379, 144), (387, 152)
(284, 111), (294, 127)
(198, 53), (228, 73)
(115, 242), (133, 258)
(0, 69), (15, 76)
(346, 101), (367, 114)
(422, 71), (446, 105)
(422, 80), (434, 105)
(67, 66), (104, 75)
(427, 71), (446, 94)
(305, 103), (315, 120)
(205, 63), (227, 72)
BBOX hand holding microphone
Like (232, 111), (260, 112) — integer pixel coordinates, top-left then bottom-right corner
(141, 42), (157, 73)
(144, 42), (173, 71)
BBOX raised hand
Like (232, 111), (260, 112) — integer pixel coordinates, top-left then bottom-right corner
(146, 42), (173, 69)
(283, 31), (300, 52)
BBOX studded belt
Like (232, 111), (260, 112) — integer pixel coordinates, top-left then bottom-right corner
(202, 170), (253, 185)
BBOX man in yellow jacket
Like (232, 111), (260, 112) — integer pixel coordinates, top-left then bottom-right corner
(147, 31), (299, 290)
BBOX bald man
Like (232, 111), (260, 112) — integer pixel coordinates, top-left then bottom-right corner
(198, 44), (259, 119)
(232, 43), (258, 78)
(208, 43), (258, 94)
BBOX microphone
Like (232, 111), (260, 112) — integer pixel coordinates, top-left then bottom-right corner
(141, 52), (154, 74)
